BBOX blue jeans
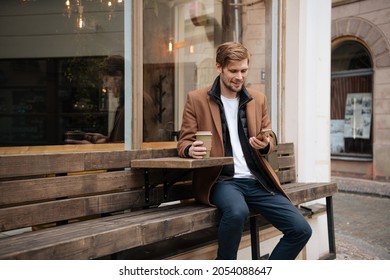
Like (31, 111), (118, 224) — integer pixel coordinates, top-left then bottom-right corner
(211, 178), (312, 260)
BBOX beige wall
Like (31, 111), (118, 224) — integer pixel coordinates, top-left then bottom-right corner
(242, 0), (267, 94)
(332, 0), (390, 181)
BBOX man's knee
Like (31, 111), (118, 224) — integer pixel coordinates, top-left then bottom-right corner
(225, 205), (249, 224)
(223, 205), (249, 224)
(297, 220), (312, 241)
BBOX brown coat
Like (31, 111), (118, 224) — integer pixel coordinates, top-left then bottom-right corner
(177, 84), (288, 206)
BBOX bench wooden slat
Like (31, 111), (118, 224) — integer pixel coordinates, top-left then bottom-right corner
(283, 182), (338, 205)
(277, 156), (295, 170)
(0, 180), (337, 233)
(0, 203), (218, 260)
(0, 192), (137, 231)
(0, 153), (86, 179)
(276, 142), (294, 155)
(0, 149), (178, 178)
(0, 183), (194, 232)
(277, 168), (297, 184)
(0, 168), (191, 206)
(0, 170), (141, 205)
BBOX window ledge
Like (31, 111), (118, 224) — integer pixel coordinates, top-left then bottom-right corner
(331, 154), (372, 162)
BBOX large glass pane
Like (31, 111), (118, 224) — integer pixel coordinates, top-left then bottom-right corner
(143, 0), (242, 142)
(332, 42), (372, 71)
(0, 0), (124, 146)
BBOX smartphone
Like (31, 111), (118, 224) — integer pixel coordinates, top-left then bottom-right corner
(257, 128), (272, 137)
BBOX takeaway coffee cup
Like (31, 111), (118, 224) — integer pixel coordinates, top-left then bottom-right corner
(195, 131), (212, 158)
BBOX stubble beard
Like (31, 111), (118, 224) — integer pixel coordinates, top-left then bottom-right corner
(221, 78), (243, 95)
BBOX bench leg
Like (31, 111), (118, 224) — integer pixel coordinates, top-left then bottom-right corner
(162, 169), (170, 199)
(326, 196), (337, 259)
(249, 216), (260, 260)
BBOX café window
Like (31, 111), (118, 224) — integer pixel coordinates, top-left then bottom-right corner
(330, 41), (373, 158)
(142, 0), (254, 143)
(0, 0), (124, 146)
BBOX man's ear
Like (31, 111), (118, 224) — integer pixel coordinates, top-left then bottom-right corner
(216, 63), (222, 74)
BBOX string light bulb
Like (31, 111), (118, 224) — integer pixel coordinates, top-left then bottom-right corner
(168, 38), (173, 52)
(65, 0), (123, 30)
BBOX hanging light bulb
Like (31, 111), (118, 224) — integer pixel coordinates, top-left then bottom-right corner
(77, 4), (85, 29)
(107, 0), (114, 21)
(64, 0), (72, 18)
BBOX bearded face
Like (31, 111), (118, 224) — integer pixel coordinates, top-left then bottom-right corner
(217, 59), (249, 97)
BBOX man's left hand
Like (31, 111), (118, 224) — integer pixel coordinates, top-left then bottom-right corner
(249, 135), (270, 150)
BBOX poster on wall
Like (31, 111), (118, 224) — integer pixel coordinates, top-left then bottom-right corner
(344, 93), (372, 139)
(331, 119), (345, 154)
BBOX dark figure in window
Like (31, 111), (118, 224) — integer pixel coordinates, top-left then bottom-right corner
(65, 55), (124, 144)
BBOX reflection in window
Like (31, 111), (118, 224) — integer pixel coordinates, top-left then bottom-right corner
(0, 0), (124, 146)
(331, 41), (373, 157)
(142, 0), (242, 142)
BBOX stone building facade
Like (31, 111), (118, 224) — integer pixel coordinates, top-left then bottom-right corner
(331, 0), (390, 181)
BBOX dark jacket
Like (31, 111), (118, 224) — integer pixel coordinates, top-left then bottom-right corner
(109, 93), (124, 143)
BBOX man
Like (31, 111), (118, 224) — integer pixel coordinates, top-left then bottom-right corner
(177, 42), (312, 260)
(65, 55), (124, 144)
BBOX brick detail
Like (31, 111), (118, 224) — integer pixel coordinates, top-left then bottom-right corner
(332, 17), (390, 68)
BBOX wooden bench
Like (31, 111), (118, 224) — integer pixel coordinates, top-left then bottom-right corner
(0, 143), (337, 260)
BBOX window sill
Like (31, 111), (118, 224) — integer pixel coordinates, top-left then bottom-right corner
(331, 154), (372, 162)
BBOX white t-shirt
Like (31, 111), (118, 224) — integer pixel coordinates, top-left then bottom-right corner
(221, 95), (255, 179)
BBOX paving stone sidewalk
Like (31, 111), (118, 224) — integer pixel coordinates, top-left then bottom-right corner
(331, 177), (390, 260)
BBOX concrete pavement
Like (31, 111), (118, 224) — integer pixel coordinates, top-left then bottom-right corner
(332, 176), (390, 198)
(331, 176), (390, 260)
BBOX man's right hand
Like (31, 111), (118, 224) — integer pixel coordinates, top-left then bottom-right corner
(189, 140), (207, 159)
(65, 132), (108, 144)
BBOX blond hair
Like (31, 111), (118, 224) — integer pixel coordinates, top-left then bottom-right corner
(216, 42), (250, 68)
